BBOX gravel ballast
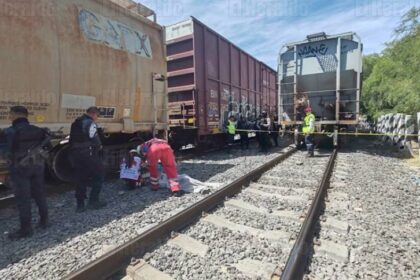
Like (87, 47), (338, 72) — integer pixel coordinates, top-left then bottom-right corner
(305, 139), (420, 280)
(0, 143), (292, 280)
(142, 151), (331, 280)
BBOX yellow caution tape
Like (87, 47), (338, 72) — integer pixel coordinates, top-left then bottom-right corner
(171, 125), (420, 138)
(235, 129), (420, 138)
(310, 131), (420, 137)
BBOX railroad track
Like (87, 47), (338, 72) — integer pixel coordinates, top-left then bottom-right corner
(303, 152), (352, 279)
(0, 138), (292, 210)
(63, 148), (337, 280)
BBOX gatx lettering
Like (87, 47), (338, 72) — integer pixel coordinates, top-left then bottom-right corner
(79, 9), (153, 59)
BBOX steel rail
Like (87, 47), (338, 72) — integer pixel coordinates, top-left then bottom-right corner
(63, 148), (297, 280)
(280, 149), (338, 280)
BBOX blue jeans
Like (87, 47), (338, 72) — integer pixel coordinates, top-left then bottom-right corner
(305, 135), (315, 154)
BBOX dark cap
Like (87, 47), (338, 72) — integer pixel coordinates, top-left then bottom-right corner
(86, 106), (100, 114)
(10, 106), (29, 116)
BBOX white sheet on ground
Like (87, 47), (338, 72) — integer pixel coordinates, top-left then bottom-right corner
(158, 174), (221, 193)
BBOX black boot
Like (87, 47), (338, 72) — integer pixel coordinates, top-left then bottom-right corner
(87, 200), (107, 210)
(8, 228), (33, 240)
(38, 217), (49, 230)
(76, 200), (86, 213)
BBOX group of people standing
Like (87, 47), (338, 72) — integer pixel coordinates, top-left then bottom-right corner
(0, 106), (180, 240)
(0, 105), (315, 240)
(225, 111), (280, 152)
(226, 107), (316, 157)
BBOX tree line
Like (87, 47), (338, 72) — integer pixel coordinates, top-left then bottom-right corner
(362, 7), (420, 120)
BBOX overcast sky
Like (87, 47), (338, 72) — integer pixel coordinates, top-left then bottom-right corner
(138, 0), (419, 68)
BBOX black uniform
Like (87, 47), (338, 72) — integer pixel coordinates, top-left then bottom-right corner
(0, 118), (51, 237)
(69, 114), (104, 210)
(260, 115), (271, 152)
(271, 116), (279, 147)
(254, 118), (262, 150)
(237, 118), (249, 150)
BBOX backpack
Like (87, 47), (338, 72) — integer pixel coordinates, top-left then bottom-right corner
(12, 125), (50, 166)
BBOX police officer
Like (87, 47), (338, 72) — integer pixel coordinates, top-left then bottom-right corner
(0, 106), (51, 240)
(254, 115), (262, 150)
(226, 115), (237, 151)
(259, 111), (271, 152)
(303, 107), (316, 157)
(69, 107), (106, 212)
(271, 114), (279, 147)
(237, 116), (249, 150)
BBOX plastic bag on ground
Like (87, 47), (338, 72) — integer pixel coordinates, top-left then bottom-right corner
(158, 174), (220, 193)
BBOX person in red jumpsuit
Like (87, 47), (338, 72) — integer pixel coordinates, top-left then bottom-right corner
(137, 138), (181, 194)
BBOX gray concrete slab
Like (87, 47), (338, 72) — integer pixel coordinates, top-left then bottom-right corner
(167, 234), (209, 258)
(321, 217), (350, 233)
(224, 199), (300, 221)
(315, 240), (349, 262)
(245, 188), (308, 202)
(202, 214), (290, 242)
(250, 183), (311, 195)
(232, 258), (277, 280)
(260, 176), (318, 186)
(126, 260), (173, 280)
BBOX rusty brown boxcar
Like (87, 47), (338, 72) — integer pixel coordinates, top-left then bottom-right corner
(0, 0), (167, 182)
(165, 17), (277, 149)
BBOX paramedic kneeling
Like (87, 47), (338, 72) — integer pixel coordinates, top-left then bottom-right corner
(137, 138), (181, 195)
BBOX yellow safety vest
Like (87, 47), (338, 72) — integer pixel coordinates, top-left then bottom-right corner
(302, 113), (315, 134)
(227, 120), (236, 135)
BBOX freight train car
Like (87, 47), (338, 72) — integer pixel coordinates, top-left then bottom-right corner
(278, 32), (362, 146)
(165, 17), (277, 149)
(0, 0), (167, 182)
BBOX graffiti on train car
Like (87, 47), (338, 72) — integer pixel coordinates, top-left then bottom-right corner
(224, 91), (258, 123)
(79, 9), (153, 59)
(207, 87), (265, 130)
(298, 43), (328, 58)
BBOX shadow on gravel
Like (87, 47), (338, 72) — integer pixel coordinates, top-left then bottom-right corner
(0, 166), (236, 270)
(0, 144), (286, 270)
(339, 136), (415, 160)
(0, 185), (173, 269)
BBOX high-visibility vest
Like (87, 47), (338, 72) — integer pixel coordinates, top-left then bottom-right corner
(227, 120), (236, 135)
(302, 113), (315, 134)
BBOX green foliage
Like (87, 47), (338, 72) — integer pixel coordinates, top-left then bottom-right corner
(362, 7), (420, 118)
